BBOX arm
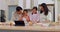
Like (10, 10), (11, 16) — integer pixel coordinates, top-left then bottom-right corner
(26, 16), (30, 22)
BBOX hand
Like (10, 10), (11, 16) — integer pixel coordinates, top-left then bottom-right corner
(29, 21), (33, 26)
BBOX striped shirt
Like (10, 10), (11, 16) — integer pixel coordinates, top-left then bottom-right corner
(29, 13), (40, 23)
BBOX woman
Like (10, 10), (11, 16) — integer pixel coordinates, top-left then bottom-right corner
(12, 6), (23, 21)
(22, 9), (30, 26)
(30, 7), (40, 23)
(39, 3), (52, 22)
(11, 6), (25, 26)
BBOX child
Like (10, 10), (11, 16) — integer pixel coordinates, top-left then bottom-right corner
(22, 9), (30, 22)
(22, 9), (30, 26)
(30, 7), (40, 23)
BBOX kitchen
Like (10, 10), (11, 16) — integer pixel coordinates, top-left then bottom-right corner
(0, 0), (60, 32)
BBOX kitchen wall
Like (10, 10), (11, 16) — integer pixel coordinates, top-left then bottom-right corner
(0, 0), (18, 21)
(57, 0), (60, 21)
(0, 0), (8, 21)
(7, 0), (18, 5)
(0, 0), (59, 22)
(38, 0), (54, 4)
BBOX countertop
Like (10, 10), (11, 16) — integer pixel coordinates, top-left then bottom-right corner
(0, 22), (60, 31)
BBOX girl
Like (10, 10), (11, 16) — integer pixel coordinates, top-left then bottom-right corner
(22, 9), (30, 26)
(22, 9), (30, 22)
(30, 7), (40, 23)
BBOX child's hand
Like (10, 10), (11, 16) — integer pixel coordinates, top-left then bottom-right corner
(29, 21), (33, 26)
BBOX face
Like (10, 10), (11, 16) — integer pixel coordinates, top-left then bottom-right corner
(17, 10), (22, 14)
(32, 9), (37, 14)
(40, 6), (44, 11)
(23, 11), (27, 15)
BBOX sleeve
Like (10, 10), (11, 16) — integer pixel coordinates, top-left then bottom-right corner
(47, 12), (52, 21)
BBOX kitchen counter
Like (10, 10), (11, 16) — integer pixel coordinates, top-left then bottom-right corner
(0, 22), (60, 32)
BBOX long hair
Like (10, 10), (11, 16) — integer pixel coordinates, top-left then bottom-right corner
(39, 3), (49, 16)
